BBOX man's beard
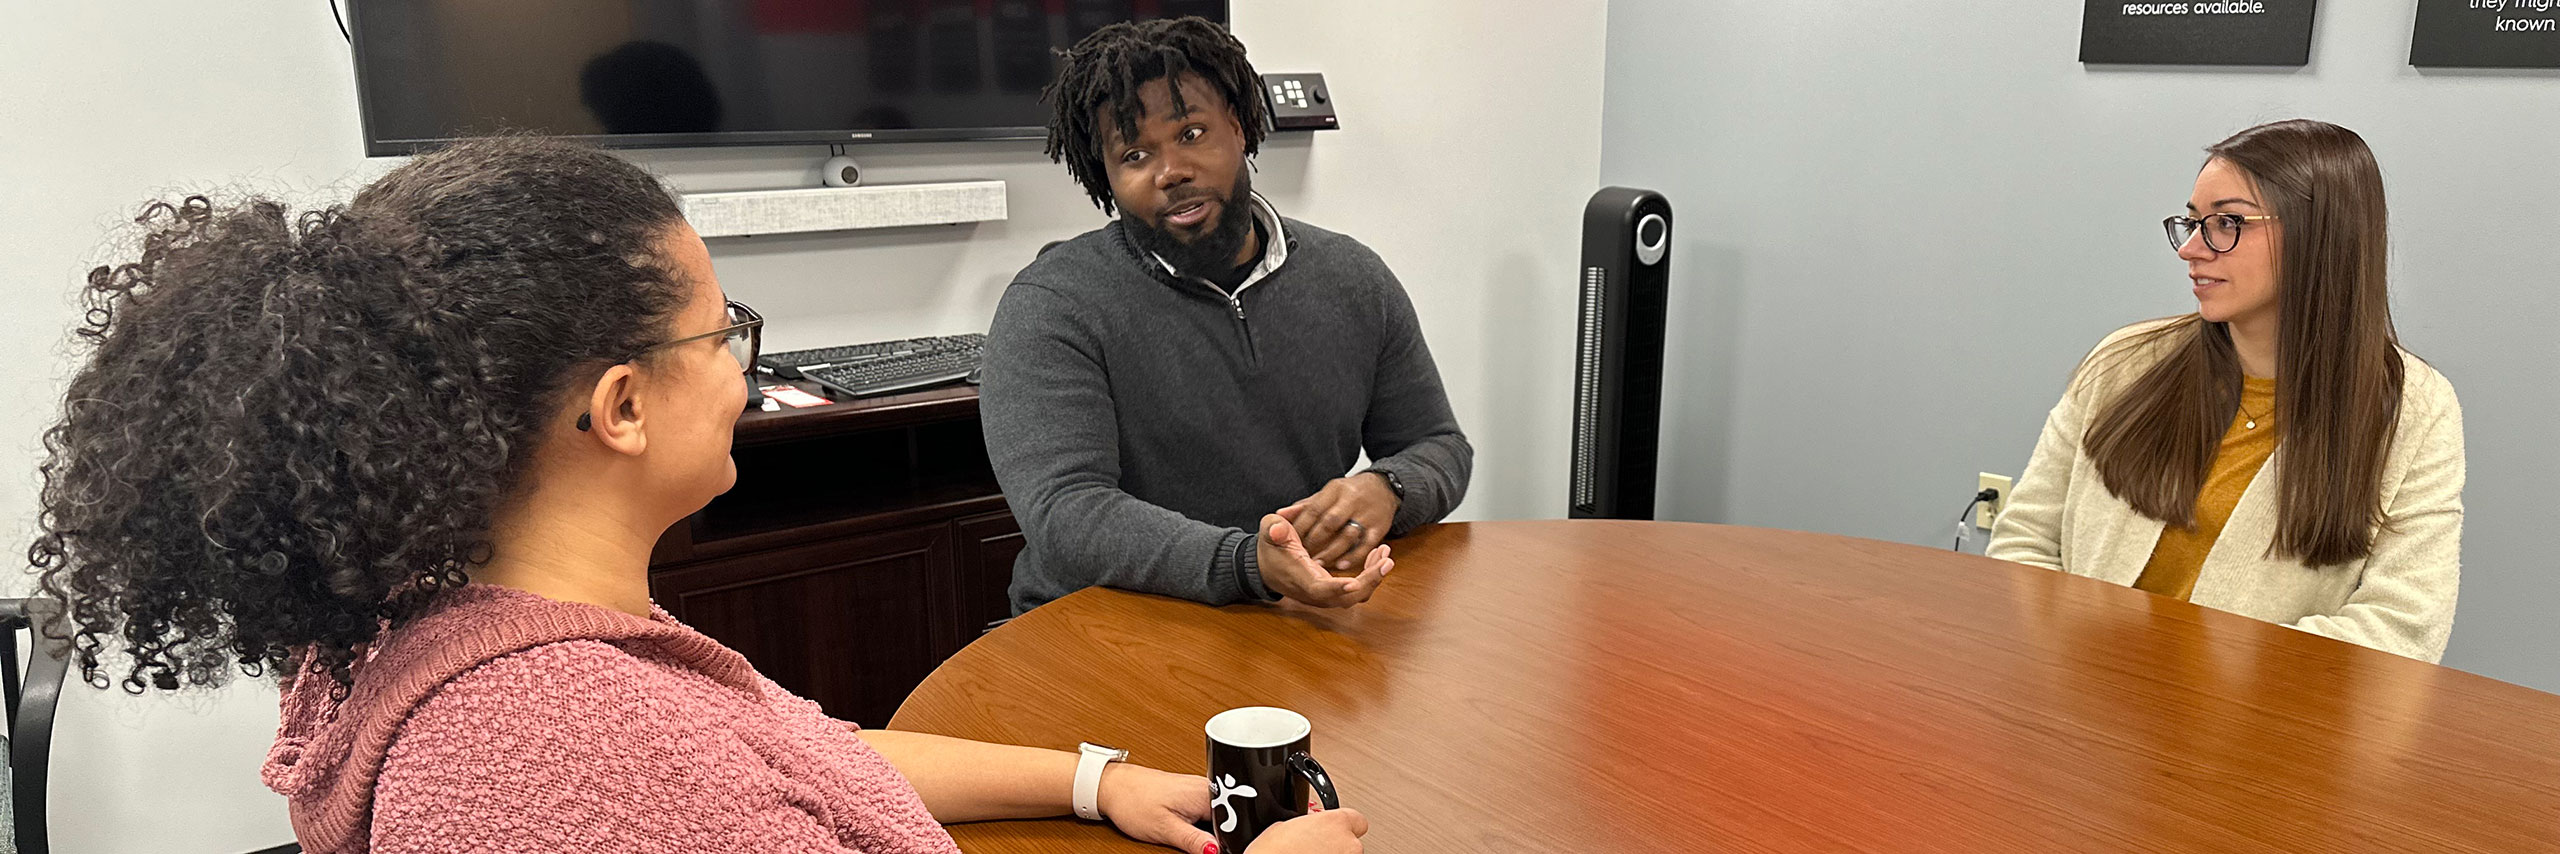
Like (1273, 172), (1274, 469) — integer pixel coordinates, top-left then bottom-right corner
(1123, 165), (1258, 282)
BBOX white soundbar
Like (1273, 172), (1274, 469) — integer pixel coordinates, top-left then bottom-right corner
(679, 180), (1007, 238)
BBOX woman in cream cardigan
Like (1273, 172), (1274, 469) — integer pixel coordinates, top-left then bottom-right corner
(1989, 119), (2464, 662)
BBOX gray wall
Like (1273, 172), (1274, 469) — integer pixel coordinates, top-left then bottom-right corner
(0, 2), (1606, 850)
(1600, 2), (2560, 690)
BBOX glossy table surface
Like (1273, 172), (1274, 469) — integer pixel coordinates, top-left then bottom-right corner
(890, 521), (2560, 852)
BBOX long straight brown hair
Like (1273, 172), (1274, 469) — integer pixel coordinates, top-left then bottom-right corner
(2082, 119), (2405, 567)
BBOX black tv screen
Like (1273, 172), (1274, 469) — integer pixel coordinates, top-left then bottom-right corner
(348, 0), (1230, 155)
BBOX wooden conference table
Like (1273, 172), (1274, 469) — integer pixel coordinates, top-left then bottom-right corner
(889, 521), (2560, 852)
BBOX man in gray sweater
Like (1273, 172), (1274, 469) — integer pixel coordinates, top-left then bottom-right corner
(982, 18), (1472, 614)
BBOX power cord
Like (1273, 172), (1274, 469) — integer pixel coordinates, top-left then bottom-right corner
(1951, 487), (2002, 551)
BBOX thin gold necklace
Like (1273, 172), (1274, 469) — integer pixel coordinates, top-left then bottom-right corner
(2239, 399), (2269, 430)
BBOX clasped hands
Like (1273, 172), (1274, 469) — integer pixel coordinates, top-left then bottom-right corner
(1256, 472), (1400, 608)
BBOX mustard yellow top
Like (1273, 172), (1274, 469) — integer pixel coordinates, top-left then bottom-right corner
(2135, 376), (2279, 601)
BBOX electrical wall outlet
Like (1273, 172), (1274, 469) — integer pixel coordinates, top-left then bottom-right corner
(1976, 473), (2014, 529)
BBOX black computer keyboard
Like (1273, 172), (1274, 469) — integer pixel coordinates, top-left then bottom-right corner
(805, 349), (982, 399)
(759, 334), (986, 399)
(757, 334), (986, 378)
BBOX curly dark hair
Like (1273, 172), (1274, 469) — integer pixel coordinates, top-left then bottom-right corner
(29, 137), (692, 693)
(1042, 16), (1269, 215)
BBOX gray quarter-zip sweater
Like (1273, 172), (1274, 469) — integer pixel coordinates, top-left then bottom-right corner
(981, 204), (1473, 614)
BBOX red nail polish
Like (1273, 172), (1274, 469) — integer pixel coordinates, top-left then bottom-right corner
(1205, 843), (1219, 854)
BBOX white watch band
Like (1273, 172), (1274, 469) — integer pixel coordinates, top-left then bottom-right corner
(1073, 742), (1127, 821)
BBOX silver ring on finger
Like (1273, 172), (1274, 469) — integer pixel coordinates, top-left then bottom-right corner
(1343, 519), (1367, 536)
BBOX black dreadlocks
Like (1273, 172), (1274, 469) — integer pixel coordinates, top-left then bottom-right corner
(1042, 16), (1269, 215)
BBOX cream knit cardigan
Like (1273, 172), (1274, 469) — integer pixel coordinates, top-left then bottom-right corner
(1988, 320), (2466, 662)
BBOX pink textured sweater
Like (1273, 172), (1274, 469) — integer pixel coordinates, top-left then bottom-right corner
(261, 584), (962, 854)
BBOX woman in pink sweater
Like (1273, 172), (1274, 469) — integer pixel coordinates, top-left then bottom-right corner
(30, 138), (1372, 854)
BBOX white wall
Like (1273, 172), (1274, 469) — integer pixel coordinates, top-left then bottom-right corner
(1, 5), (377, 852)
(0, 2), (1606, 851)
(1599, 2), (2560, 690)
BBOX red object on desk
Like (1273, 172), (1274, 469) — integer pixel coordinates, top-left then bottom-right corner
(760, 384), (834, 408)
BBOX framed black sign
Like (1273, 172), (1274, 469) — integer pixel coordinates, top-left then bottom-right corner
(2080, 0), (2320, 65)
(2412, 0), (2560, 67)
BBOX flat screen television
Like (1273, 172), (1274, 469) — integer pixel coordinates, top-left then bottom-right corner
(347, 0), (1231, 156)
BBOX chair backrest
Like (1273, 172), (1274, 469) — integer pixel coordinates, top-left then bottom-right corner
(0, 598), (69, 854)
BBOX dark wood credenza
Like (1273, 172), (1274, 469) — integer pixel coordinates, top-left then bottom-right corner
(647, 382), (1020, 727)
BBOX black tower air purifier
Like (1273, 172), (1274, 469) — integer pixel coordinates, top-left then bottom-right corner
(1569, 187), (1672, 520)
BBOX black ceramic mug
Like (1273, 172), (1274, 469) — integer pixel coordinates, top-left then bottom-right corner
(1206, 706), (1341, 852)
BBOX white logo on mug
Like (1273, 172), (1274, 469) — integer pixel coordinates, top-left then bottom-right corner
(1211, 774), (1260, 832)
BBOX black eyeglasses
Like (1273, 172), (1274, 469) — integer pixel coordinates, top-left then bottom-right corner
(639, 301), (762, 374)
(2163, 213), (2279, 253)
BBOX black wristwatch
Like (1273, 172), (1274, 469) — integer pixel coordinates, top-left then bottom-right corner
(1367, 468), (1406, 502)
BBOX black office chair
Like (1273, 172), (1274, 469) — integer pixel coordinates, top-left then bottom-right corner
(1, 598), (69, 854)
